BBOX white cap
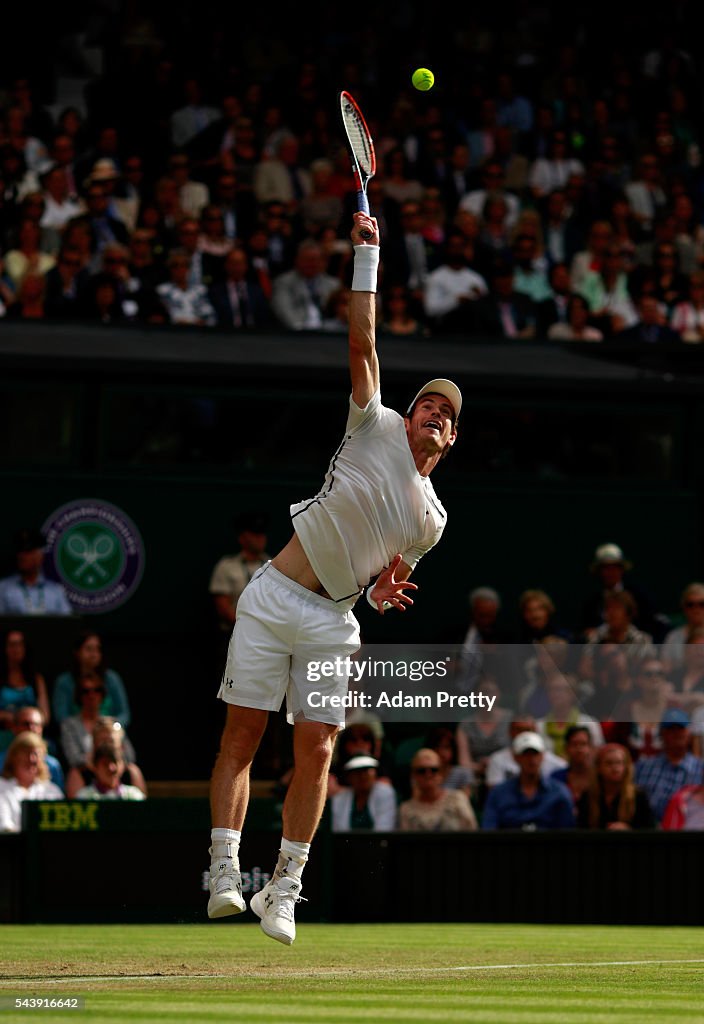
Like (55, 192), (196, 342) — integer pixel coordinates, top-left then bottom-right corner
(343, 755), (379, 771)
(406, 379), (462, 421)
(512, 731), (545, 755)
(591, 543), (632, 572)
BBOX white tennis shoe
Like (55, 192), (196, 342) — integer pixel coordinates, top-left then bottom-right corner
(250, 875), (306, 945)
(207, 851), (246, 919)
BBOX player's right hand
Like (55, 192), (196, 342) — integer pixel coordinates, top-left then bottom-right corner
(351, 212), (379, 246)
(369, 554), (418, 614)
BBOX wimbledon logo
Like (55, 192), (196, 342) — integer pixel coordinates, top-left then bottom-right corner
(42, 499), (145, 614)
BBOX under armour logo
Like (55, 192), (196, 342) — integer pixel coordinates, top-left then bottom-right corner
(265, 893), (273, 908)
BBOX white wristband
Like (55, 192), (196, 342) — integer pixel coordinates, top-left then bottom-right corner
(367, 586), (392, 612)
(352, 245), (380, 293)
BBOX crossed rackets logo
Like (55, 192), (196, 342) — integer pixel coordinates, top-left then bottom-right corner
(64, 531), (116, 580)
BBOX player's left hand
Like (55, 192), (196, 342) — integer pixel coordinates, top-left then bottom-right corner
(369, 554), (418, 614)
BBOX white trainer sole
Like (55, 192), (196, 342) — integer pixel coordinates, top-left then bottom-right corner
(207, 891), (246, 919)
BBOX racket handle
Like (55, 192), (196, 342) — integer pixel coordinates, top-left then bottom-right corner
(357, 189), (372, 239)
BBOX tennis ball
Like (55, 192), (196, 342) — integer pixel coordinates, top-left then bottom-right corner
(412, 68), (434, 92)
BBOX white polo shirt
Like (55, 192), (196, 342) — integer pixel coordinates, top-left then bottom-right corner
(291, 390), (447, 609)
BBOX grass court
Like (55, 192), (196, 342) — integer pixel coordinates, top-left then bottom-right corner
(1, 922), (703, 1023)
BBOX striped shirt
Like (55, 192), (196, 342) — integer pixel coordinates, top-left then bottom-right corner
(634, 752), (704, 822)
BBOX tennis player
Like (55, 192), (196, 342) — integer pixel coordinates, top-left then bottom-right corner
(207, 211), (461, 944)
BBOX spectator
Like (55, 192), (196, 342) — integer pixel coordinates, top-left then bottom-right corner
(669, 627), (704, 714)
(458, 159), (521, 228)
(208, 511), (270, 635)
(511, 232), (553, 305)
(208, 246), (272, 329)
(547, 293), (604, 342)
(75, 743), (146, 801)
(380, 146), (424, 208)
(670, 271), (704, 343)
(43, 246), (90, 319)
(661, 779), (704, 830)
(3, 218), (55, 288)
(634, 708), (704, 822)
(535, 261), (573, 335)
(471, 259), (536, 339)
(453, 585), (510, 687)
(379, 283), (426, 336)
(426, 725), (474, 797)
(74, 181), (130, 259)
(569, 220), (614, 291)
(610, 657), (679, 761)
(576, 244), (638, 337)
(60, 672), (136, 771)
(625, 153), (668, 240)
(536, 673), (604, 757)
(271, 238), (339, 330)
(210, 169), (258, 245)
(518, 589), (572, 644)
(52, 630), (130, 726)
(541, 190), (585, 270)
(481, 731), (575, 829)
(38, 163), (84, 233)
(581, 542), (664, 643)
(578, 742), (655, 829)
(528, 130), (586, 202)
(167, 151), (209, 220)
(64, 716), (144, 799)
(170, 77), (220, 150)
(299, 158), (343, 236)
(485, 717), (568, 788)
(330, 754), (397, 832)
(519, 637), (573, 719)
(398, 748), (478, 831)
(173, 216), (223, 289)
(156, 249), (217, 326)
(0, 732), (63, 831)
(383, 199), (440, 312)
(6, 271), (46, 320)
(0, 527), (72, 617)
(550, 724), (596, 808)
(253, 134), (311, 212)
(583, 594), (658, 676)
(649, 240), (689, 316)
(421, 230), (488, 332)
(455, 675), (512, 783)
(662, 583), (704, 673)
(0, 628), (50, 729)
(0, 706), (64, 790)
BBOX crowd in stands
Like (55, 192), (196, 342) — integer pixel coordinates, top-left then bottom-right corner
(2, 514), (704, 833)
(321, 539), (704, 832)
(2, 8), (704, 343)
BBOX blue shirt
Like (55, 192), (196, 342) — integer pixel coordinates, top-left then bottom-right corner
(0, 574), (73, 616)
(481, 775), (576, 830)
(634, 752), (704, 822)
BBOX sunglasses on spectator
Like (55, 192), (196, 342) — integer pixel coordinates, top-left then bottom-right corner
(80, 686), (104, 695)
(685, 600), (704, 608)
(640, 669), (665, 678)
(413, 766), (440, 775)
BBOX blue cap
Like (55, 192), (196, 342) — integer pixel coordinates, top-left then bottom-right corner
(660, 708), (690, 729)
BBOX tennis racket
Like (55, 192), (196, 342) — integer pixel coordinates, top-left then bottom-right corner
(339, 90), (376, 239)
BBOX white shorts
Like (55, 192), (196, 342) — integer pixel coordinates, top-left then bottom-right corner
(217, 562), (361, 727)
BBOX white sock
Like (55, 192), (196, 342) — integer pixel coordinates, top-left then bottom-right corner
(210, 828), (241, 863)
(275, 837), (310, 881)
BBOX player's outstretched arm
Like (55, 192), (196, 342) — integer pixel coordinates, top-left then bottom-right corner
(368, 554), (418, 614)
(349, 212), (380, 409)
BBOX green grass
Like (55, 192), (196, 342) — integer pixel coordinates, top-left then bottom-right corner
(1, 923), (703, 1023)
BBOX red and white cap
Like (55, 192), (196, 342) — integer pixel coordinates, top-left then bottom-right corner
(406, 379), (462, 421)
